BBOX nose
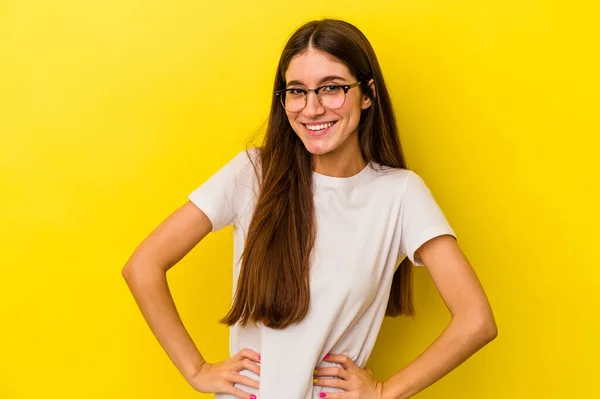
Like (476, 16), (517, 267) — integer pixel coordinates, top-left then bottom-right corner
(302, 91), (325, 117)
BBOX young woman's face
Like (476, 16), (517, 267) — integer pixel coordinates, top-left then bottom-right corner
(284, 48), (372, 157)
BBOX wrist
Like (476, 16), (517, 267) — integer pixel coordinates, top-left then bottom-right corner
(184, 359), (208, 382)
(381, 380), (392, 399)
(381, 380), (400, 399)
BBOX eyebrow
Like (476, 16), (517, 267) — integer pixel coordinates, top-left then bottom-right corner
(286, 75), (349, 88)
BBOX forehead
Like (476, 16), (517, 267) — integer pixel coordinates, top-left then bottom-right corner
(285, 48), (353, 85)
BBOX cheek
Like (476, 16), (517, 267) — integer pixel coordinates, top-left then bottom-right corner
(344, 92), (363, 115)
(338, 102), (362, 131)
(286, 114), (302, 134)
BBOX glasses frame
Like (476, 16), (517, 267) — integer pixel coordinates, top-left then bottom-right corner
(275, 81), (363, 111)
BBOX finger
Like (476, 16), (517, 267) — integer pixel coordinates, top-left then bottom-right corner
(323, 353), (357, 370)
(230, 372), (260, 390)
(313, 376), (347, 391)
(316, 393), (345, 399)
(225, 384), (257, 399)
(366, 368), (373, 375)
(232, 358), (260, 376)
(236, 348), (261, 363)
(314, 366), (350, 380)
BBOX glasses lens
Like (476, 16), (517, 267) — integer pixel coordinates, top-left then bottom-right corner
(284, 90), (306, 112)
(279, 86), (350, 111)
(320, 86), (346, 109)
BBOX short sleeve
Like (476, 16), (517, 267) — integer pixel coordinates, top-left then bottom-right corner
(188, 150), (254, 232)
(399, 171), (457, 266)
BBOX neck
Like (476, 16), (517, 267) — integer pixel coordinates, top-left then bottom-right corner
(312, 134), (366, 178)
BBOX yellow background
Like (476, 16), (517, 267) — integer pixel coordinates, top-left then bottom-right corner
(1, 1), (598, 398)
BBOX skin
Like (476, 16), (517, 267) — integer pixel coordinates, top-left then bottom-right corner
(314, 235), (498, 399)
(122, 47), (497, 399)
(285, 49), (498, 399)
(122, 204), (262, 399)
(284, 47), (373, 178)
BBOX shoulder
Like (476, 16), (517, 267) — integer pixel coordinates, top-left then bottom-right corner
(369, 165), (437, 203)
(226, 147), (261, 177)
(197, 147), (261, 192)
(370, 163), (421, 190)
(226, 147), (262, 192)
(230, 147), (260, 167)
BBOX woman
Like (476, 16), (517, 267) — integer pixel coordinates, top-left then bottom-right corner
(122, 19), (497, 399)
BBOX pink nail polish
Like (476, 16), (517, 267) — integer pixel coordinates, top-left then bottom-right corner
(324, 354), (330, 360)
(258, 355), (261, 361)
(250, 395), (257, 399)
(319, 393), (326, 398)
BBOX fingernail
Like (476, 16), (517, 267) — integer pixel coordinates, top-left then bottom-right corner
(313, 378), (318, 383)
(324, 354), (330, 360)
(320, 393), (327, 398)
(258, 355), (261, 361)
(313, 369), (317, 375)
(250, 395), (257, 399)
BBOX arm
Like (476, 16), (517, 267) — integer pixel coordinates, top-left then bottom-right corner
(382, 235), (498, 399)
(121, 201), (213, 384)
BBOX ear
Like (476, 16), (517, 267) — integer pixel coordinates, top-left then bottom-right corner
(361, 78), (375, 110)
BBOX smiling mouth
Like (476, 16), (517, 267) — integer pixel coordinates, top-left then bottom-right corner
(302, 121), (338, 136)
(303, 121), (336, 131)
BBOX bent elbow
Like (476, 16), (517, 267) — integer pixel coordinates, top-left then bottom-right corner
(457, 311), (498, 345)
(121, 264), (132, 280)
(483, 320), (498, 343)
(121, 262), (139, 280)
(475, 315), (498, 344)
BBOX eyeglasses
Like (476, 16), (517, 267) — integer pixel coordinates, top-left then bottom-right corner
(275, 81), (363, 112)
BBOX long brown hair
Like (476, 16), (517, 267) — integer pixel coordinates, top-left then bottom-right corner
(220, 19), (414, 329)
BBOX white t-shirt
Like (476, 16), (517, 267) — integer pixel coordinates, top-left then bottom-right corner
(188, 148), (456, 399)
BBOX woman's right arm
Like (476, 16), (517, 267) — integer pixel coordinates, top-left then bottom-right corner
(121, 200), (214, 383)
(121, 201), (261, 398)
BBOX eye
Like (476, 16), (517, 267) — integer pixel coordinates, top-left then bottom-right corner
(322, 85), (342, 93)
(288, 88), (306, 96)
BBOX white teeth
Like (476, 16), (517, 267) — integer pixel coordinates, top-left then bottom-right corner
(306, 122), (335, 131)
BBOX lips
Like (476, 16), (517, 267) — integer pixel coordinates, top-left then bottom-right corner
(301, 121), (338, 137)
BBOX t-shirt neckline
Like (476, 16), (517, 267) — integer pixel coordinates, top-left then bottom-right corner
(312, 162), (374, 188)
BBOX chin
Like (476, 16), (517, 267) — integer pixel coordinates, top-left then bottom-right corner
(300, 140), (336, 156)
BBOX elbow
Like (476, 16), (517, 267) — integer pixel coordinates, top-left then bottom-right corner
(121, 263), (133, 280)
(121, 259), (167, 282)
(481, 318), (498, 343)
(121, 261), (141, 281)
(472, 313), (498, 344)
(456, 311), (498, 345)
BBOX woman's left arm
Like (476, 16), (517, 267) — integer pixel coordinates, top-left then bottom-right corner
(382, 234), (498, 399)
